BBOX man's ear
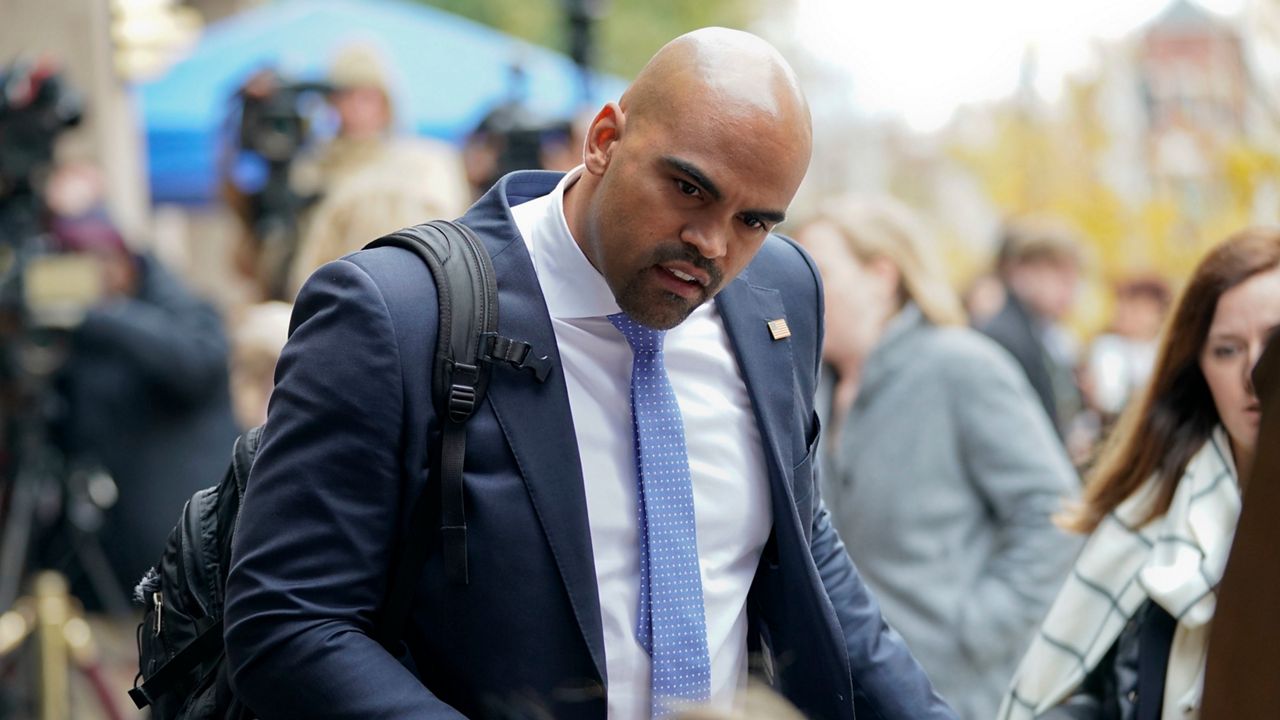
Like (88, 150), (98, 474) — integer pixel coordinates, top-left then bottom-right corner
(584, 101), (624, 176)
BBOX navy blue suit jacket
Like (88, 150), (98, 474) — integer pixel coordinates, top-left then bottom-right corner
(225, 172), (955, 720)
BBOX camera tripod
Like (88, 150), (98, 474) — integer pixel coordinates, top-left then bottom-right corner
(1, 230), (132, 720)
(0, 341), (130, 720)
(1, 237), (132, 619)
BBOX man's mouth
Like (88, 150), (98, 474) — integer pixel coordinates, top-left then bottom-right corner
(641, 245), (722, 304)
(651, 264), (707, 300)
(657, 260), (711, 287)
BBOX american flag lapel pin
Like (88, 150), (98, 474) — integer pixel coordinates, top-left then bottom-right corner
(767, 318), (791, 340)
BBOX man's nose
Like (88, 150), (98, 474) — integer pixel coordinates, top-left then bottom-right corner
(681, 221), (728, 259)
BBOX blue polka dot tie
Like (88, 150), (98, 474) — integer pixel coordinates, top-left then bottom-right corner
(609, 312), (712, 719)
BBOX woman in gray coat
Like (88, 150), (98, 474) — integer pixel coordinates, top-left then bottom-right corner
(795, 197), (1080, 720)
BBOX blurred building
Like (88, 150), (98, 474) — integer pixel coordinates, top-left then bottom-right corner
(1139, 0), (1249, 223)
(1141, 0), (1248, 139)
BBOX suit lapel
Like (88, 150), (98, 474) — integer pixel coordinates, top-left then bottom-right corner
(462, 175), (607, 683)
(715, 277), (801, 526)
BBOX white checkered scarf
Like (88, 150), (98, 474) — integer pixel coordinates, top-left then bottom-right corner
(998, 427), (1241, 720)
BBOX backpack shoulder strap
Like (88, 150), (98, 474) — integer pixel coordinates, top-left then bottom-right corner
(365, 220), (551, 413)
(230, 424), (265, 499)
(362, 219), (549, 650)
(369, 220), (498, 419)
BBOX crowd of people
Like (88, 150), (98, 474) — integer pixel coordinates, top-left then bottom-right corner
(7, 24), (1276, 720)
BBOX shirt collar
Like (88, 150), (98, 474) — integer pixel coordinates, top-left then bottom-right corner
(515, 165), (621, 320)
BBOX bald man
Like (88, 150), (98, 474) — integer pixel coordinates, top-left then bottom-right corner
(225, 29), (955, 720)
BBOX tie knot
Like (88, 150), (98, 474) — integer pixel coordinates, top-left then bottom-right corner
(609, 312), (666, 355)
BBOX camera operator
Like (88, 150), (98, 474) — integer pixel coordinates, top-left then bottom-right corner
(275, 45), (469, 299)
(460, 64), (586, 200)
(44, 161), (239, 600)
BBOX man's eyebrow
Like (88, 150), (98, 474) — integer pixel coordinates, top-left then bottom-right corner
(663, 156), (722, 201)
(752, 208), (787, 226)
(661, 155), (787, 226)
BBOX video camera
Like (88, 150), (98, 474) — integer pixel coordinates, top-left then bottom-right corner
(234, 69), (331, 166)
(476, 101), (573, 183)
(469, 64), (575, 190)
(0, 57), (83, 242)
(225, 69), (331, 300)
(0, 58), (100, 331)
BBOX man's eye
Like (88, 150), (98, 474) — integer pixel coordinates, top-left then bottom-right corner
(676, 179), (701, 197)
(741, 214), (766, 231)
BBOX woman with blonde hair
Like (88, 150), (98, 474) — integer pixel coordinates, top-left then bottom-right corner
(1000, 228), (1280, 719)
(796, 196), (1079, 720)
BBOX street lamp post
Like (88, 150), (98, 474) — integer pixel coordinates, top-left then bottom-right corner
(563, 0), (608, 104)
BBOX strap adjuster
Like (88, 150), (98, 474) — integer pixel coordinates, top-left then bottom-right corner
(446, 359), (479, 423)
(483, 335), (552, 382)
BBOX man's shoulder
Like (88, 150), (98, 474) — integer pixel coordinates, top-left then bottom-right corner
(732, 233), (823, 373)
(343, 244), (437, 286)
(742, 232), (820, 292)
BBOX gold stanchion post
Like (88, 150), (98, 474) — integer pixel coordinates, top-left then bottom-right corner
(34, 571), (72, 720)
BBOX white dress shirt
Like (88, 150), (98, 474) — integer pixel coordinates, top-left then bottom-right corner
(511, 167), (772, 719)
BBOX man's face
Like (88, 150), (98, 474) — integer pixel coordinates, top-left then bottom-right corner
(333, 86), (390, 140)
(580, 103), (808, 329)
(1011, 257), (1080, 322)
(1113, 293), (1166, 341)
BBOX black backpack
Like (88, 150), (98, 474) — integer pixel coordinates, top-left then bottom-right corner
(128, 220), (551, 719)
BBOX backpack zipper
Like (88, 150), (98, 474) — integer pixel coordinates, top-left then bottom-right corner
(152, 592), (163, 636)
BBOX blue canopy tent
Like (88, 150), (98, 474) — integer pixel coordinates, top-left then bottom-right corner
(136, 0), (626, 204)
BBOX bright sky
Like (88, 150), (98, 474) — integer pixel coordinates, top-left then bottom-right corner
(792, 0), (1248, 131)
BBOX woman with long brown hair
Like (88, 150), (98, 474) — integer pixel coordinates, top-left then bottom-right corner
(1000, 228), (1280, 720)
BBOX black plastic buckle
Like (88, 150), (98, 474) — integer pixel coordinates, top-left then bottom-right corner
(128, 686), (151, 710)
(447, 362), (480, 422)
(484, 335), (552, 382)
(447, 383), (477, 422)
